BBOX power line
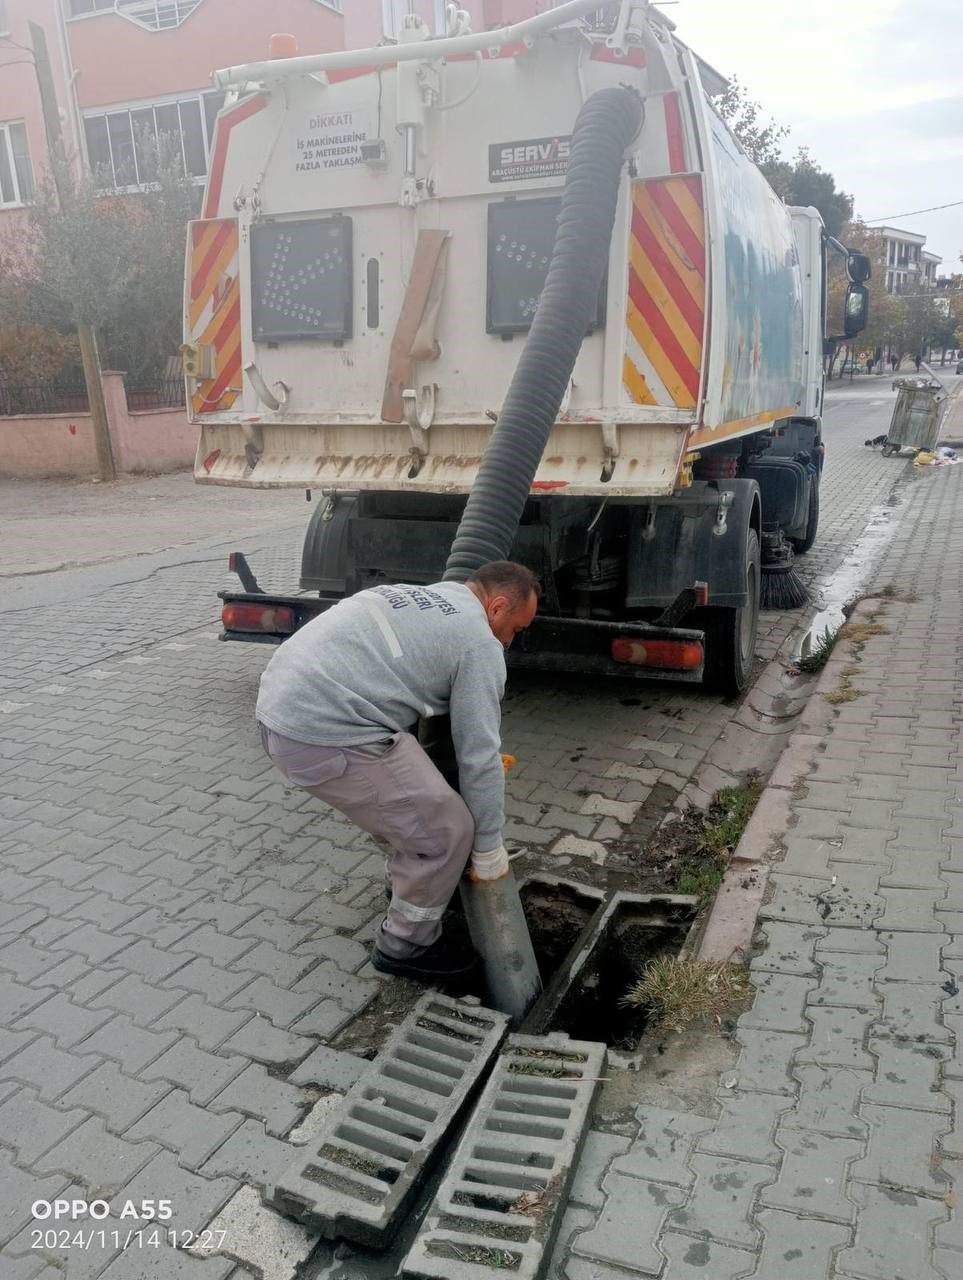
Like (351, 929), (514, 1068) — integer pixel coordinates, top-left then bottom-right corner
(865, 200), (963, 224)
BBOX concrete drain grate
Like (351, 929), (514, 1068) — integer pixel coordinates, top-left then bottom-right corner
(401, 1032), (605, 1280)
(263, 993), (509, 1247)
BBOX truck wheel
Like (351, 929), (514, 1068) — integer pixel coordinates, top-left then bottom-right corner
(703, 527), (760, 696)
(789, 476), (819, 555)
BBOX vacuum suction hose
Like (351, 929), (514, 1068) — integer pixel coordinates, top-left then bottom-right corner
(441, 87), (643, 1024)
(444, 85), (643, 581)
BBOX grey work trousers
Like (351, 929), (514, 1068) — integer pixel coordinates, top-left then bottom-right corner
(259, 724), (474, 958)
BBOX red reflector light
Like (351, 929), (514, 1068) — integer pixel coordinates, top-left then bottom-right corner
(222, 603), (295, 633)
(611, 637), (704, 670)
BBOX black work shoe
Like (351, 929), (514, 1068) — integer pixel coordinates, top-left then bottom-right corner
(371, 932), (481, 984)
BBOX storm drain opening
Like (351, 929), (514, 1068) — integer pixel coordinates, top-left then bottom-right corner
(520, 877), (602, 981)
(521, 884), (699, 1051)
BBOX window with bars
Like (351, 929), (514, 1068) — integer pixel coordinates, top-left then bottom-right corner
(83, 91), (224, 189)
(69, 1), (203, 29)
(0, 122), (34, 206)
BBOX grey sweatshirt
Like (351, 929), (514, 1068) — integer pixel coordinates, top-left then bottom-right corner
(255, 582), (506, 851)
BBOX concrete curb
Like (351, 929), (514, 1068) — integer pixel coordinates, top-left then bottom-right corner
(697, 597), (884, 963)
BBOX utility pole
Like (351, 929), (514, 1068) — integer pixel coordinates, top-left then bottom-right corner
(29, 20), (116, 482)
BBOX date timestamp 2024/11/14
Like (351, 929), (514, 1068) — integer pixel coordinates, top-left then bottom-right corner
(31, 1227), (228, 1251)
(30, 1199), (226, 1252)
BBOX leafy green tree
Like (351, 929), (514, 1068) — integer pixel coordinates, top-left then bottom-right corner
(713, 75), (789, 167)
(763, 148), (853, 239)
(0, 135), (197, 384)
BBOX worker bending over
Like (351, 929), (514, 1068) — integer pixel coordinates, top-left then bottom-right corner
(255, 560), (539, 983)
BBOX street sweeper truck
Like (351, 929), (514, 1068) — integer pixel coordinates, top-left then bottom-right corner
(184, 0), (869, 693)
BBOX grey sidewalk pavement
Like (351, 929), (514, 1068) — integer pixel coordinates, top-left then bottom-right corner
(553, 450), (963, 1275)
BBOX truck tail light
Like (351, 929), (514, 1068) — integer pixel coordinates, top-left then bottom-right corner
(222, 602), (295, 634)
(611, 637), (704, 670)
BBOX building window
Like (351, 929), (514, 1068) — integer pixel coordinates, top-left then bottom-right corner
(69, 1), (203, 30)
(83, 90), (224, 188)
(0, 121), (34, 206)
(0, 0), (8, 34)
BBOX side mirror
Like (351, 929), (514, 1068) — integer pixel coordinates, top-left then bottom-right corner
(847, 252), (872, 284)
(844, 283), (869, 338)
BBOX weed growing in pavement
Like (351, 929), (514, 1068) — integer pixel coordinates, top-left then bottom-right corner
(694, 777), (764, 860)
(822, 614), (891, 704)
(676, 865), (724, 902)
(620, 956), (749, 1034)
(796, 625), (839, 673)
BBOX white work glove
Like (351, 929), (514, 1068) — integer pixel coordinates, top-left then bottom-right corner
(469, 845), (510, 882)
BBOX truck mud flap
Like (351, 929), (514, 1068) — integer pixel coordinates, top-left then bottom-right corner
(401, 1033), (605, 1280)
(263, 994), (509, 1247)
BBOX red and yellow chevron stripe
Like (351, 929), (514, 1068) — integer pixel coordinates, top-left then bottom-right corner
(623, 175), (706, 411)
(187, 218), (241, 416)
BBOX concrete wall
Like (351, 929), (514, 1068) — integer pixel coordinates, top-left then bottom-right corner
(0, 372), (196, 479)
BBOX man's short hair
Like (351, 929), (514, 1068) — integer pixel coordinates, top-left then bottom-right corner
(467, 561), (541, 605)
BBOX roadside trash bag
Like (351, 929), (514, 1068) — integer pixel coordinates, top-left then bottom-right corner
(914, 451), (936, 466)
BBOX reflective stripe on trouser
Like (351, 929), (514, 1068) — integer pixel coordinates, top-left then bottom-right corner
(259, 725), (474, 957)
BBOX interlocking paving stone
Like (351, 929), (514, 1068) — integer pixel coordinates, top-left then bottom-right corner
(874, 887), (948, 933)
(572, 1172), (686, 1275)
(742, 971), (818, 1034)
(696, 1090), (791, 1164)
(760, 1129), (862, 1221)
(125, 1090), (244, 1171)
(783, 1064), (870, 1139)
(750, 922), (825, 975)
(610, 1106), (715, 1186)
(0, 1147), (71, 1248)
(851, 1104), (952, 1196)
(658, 1232), (756, 1279)
(666, 1154), (774, 1249)
(731, 1029), (807, 1096)
(749, 1208), (851, 1280)
(0, 1035), (101, 1101)
(875, 983), (953, 1043)
(809, 952), (884, 1009)
(60, 1060), (172, 1131)
(209, 1062), (307, 1137)
(837, 1182), (948, 1280)
(863, 1037), (951, 1112)
(795, 1008), (876, 1071)
(568, 1130), (633, 1210)
(874, 931), (950, 984)
(140, 1038), (249, 1104)
(34, 1116), (158, 1197)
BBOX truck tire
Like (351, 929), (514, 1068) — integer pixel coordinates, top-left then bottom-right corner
(703, 527), (760, 696)
(789, 476), (819, 555)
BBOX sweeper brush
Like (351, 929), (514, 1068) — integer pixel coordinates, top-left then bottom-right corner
(760, 529), (808, 610)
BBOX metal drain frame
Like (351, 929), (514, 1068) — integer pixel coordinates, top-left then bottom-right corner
(264, 993), (510, 1247)
(401, 1032), (605, 1280)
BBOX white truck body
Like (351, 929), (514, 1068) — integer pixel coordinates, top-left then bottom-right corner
(185, 1), (823, 498)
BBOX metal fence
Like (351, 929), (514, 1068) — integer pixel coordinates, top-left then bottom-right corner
(0, 374), (186, 416)
(125, 376), (186, 410)
(0, 382), (89, 416)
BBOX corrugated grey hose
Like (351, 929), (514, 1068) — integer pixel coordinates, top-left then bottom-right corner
(443, 85), (643, 583)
